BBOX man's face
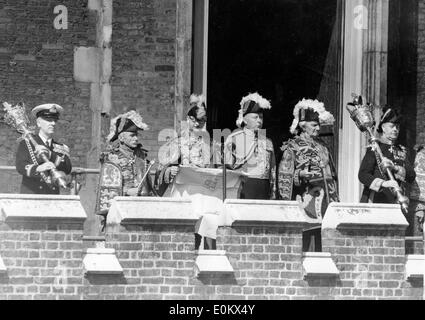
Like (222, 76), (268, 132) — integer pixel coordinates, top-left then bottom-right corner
(244, 113), (263, 130)
(188, 107), (207, 131)
(37, 117), (57, 136)
(119, 131), (139, 148)
(381, 122), (400, 141)
(301, 121), (320, 137)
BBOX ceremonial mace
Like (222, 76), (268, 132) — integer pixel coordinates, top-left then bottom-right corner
(346, 94), (409, 213)
(1, 102), (67, 189)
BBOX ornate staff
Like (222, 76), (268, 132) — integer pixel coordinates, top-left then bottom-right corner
(346, 94), (409, 213)
(136, 159), (156, 196)
(1, 102), (67, 189)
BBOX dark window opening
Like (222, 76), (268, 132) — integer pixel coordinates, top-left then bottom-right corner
(206, 0), (342, 163)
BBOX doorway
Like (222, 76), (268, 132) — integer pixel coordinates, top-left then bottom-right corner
(193, 0), (343, 163)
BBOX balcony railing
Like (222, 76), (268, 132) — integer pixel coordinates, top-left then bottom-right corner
(0, 165), (100, 195)
(0, 165), (423, 245)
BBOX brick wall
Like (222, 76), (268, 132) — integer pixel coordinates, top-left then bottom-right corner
(0, 0), (96, 192)
(418, 1), (425, 146)
(111, 0), (177, 159)
(102, 223), (305, 300)
(0, 219), (85, 300)
(322, 227), (422, 299)
(0, 0), (178, 193)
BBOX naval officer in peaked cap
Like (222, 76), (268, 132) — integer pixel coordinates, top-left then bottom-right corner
(15, 103), (72, 194)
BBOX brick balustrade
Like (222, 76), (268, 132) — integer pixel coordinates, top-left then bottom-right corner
(1, 195), (422, 300)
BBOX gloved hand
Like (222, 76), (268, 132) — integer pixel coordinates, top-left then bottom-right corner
(382, 180), (400, 190)
(36, 161), (55, 173)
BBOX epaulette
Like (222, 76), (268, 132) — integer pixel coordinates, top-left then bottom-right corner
(52, 142), (70, 157)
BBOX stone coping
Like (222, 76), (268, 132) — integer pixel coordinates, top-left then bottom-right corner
(225, 199), (319, 228)
(405, 254), (425, 280)
(322, 202), (409, 230)
(83, 247), (123, 275)
(194, 250), (234, 276)
(107, 197), (319, 229)
(302, 252), (340, 278)
(0, 194), (87, 223)
(107, 197), (198, 226)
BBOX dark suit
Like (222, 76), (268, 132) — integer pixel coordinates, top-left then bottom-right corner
(359, 141), (415, 204)
(15, 134), (72, 194)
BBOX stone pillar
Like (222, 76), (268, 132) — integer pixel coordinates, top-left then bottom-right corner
(339, 0), (365, 202)
(362, 0), (389, 108)
(192, 0), (209, 95)
(339, 0), (389, 202)
(75, 0), (113, 236)
(174, 0), (193, 132)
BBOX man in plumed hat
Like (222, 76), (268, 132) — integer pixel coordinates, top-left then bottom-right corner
(99, 110), (155, 198)
(358, 106), (415, 205)
(155, 94), (218, 250)
(224, 92), (276, 199)
(95, 110), (155, 231)
(278, 98), (338, 251)
(15, 104), (72, 194)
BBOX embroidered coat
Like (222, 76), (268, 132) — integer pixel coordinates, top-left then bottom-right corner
(155, 130), (214, 196)
(278, 135), (338, 219)
(99, 143), (154, 197)
(359, 141), (415, 204)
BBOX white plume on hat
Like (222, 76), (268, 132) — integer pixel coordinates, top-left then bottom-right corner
(289, 98), (335, 135)
(236, 92), (271, 128)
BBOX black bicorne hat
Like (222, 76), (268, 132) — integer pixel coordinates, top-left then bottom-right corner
(377, 106), (402, 133)
(107, 110), (149, 142)
(299, 108), (320, 123)
(243, 100), (263, 116)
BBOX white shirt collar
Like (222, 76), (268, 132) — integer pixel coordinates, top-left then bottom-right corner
(38, 133), (52, 147)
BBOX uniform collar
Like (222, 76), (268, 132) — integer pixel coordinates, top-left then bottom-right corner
(243, 128), (257, 137)
(299, 132), (315, 143)
(379, 137), (396, 146)
(38, 133), (52, 147)
(119, 143), (135, 158)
